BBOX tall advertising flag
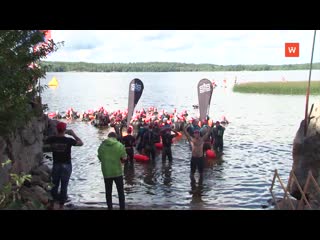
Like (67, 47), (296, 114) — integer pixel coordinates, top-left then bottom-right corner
(127, 78), (144, 127)
(197, 78), (213, 122)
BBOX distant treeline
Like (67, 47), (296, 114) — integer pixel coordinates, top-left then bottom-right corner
(40, 61), (320, 72)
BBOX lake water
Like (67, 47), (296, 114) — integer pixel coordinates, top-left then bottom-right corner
(41, 70), (320, 210)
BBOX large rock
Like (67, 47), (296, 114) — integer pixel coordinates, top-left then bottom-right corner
(290, 102), (320, 202)
(0, 137), (6, 153)
(30, 175), (51, 190)
(31, 175), (44, 185)
(0, 115), (47, 191)
(38, 164), (51, 175)
(30, 185), (50, 205)
(306, 103), (320, 137)
(11, 143), (42, 174)
(20, 185), (50, 205)
(21, 122), (36, 146)
(0, 137), (10, 190)
(31, 168), (50, 182)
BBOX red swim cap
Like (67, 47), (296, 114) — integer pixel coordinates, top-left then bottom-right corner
(56, 122), (67, 132)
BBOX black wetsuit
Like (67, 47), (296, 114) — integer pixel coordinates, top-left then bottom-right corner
(213, 125), (225, 152)
(136, 127), (147, 153)
(142, 130), (156, 160)
(161, 132), (177, 162)
(122, 135), (136, 163)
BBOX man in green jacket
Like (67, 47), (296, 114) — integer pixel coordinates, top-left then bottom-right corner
(98, 132), (127, 210)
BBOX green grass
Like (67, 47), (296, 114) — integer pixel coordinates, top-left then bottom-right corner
(233, 81), (320, 95)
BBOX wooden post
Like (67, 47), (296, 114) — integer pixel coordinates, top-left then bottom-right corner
(270, 169), (277, 191)
(275, 172), (295, 210)
(308, 170), (320, 193)
(304, 30), (317, 136)
(291, 172), (312, 209)
(269, 169), (295, 210)
(269, 170), (280, 209)
(298, 170), (320, 209)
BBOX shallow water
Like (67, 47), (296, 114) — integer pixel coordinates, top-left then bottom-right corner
(42, 71), (320, 209)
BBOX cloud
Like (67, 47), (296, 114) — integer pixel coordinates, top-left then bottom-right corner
(142, 30), (174, 41)
(47, 30), (320, 65)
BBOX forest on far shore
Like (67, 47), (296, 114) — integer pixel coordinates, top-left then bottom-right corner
(41, 61), (320, 72)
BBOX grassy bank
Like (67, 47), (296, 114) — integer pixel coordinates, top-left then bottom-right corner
(233, 81), (320, 95)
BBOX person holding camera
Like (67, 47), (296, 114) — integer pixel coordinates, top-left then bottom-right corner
(45, 122), (83, 209)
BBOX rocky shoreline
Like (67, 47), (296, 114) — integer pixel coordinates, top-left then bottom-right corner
(15, 156), (53, 209)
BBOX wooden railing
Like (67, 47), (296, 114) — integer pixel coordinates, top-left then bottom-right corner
(270, 169), (320, 210)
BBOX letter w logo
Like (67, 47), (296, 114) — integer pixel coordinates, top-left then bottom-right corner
(285, 43), (299, 57)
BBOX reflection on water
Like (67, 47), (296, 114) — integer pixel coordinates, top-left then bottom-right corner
(123, 163), (135, 186)
(190, 184), (204, 205)
(161, 162), (172, 187)
(48, 85), (58, 90)
(41, 71), (320, 209)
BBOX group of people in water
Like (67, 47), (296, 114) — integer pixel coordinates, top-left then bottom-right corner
(46, 105), (228, 157)
(102, 111), (226, 209)
(44, 105), (228, 210)
(47, 106), (228, 128)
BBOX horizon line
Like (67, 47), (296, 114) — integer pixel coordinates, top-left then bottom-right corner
(43, 60), (320, 66)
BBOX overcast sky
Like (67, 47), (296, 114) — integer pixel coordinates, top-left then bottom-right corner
(45, 30), (319, 65)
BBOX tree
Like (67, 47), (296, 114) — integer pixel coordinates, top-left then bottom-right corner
(0, 30), (63, 136)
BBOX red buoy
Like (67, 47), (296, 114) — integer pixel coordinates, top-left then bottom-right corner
(134, 154), (150, 162)
(206, 149), (216, 159)
(48, 112), (56, 118)
(155, 142), (163, 150)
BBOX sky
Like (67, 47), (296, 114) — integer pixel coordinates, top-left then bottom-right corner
(46, 30), (320, 65)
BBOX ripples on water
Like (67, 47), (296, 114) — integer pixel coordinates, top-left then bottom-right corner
(42, 71), (320, 209)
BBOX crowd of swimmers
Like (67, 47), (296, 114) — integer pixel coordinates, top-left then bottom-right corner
(46, 106), (229, 129)
(45, 106), (228, 161)
(44, 106), (228, 209)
